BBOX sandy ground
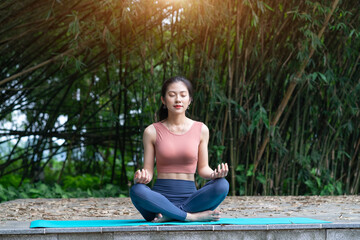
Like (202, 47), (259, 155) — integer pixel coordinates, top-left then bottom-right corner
(1, 196), (360, 223)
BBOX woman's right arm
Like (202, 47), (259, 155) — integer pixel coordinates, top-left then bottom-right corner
(134, 125), (156, 184)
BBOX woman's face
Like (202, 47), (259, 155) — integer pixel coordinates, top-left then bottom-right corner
(161, 81), (191, 115)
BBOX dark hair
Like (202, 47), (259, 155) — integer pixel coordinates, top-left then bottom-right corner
(158, 76), (193, 121)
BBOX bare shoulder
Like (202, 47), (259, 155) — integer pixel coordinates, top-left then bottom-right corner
(200, 122), (209, 140)
(143, 124), (157, 142)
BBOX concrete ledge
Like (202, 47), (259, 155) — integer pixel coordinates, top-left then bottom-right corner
(111, 230), (327, 240)
(1, 222), (360, 235)
(1, 228), (360, 239)
(0, 229), (343, 240)
(327, 229), (360, 240)
(322, 222), (360, 229)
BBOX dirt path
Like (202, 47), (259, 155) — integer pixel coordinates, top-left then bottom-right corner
(1, 196), (359, 222)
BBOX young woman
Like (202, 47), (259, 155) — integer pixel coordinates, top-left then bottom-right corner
(130, 76), (229, 222)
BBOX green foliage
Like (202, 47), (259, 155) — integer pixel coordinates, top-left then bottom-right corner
(0, 174), (23, 188)
(63, 174), (101, 191)
(0, 182), (127, 203)
(304, 168), (343, 195)
(235, 164), (247, 195)
(1, 0), (359, 199)
(210, 145), (226, 166)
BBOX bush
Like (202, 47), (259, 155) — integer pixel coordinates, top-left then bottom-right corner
(0, 182), (128, 203)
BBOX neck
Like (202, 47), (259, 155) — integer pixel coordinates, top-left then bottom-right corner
(166, 114), (187, 126)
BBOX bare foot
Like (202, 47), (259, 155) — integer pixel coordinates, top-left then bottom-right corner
(185, 210), (221, 222)
(152, 213), (173, 223)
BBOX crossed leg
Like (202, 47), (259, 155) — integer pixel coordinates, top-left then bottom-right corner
(181, 178), (229, 213)
(130, 178), (229, 222)
(130, 183), (187, 221)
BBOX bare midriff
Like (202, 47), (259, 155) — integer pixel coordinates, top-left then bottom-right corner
(157, 173), (195, 181)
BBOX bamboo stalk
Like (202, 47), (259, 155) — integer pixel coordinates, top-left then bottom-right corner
(0, 49), (73, 87)
(254, 0), (340, 171)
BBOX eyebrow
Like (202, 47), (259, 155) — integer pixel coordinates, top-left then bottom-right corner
(167, 91), (188, 94)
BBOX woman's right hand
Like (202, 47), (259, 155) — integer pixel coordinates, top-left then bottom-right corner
(134, 169), (151, 184)
(210, 163), (229, 179)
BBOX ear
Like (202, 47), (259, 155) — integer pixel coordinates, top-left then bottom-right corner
(161, 96), (166, 105)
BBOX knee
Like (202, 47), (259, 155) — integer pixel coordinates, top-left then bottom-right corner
(213, 178), (230, 196)
(130, 183), (147, 199)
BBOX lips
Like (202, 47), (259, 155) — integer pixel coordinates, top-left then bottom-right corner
(174, 105), (183, 108)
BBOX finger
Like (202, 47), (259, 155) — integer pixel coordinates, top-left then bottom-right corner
(214, 169), (218, 178)
(223, 163), (228, 176)
(142, 169), (147, 180)
(142, 169), (147, 181)
(143, 169), (147, 182)
(134, 170), (141, 183)
(134, 170), (140, 179)
(212, 170), (216, 179)
(220, 163), (225, 176)
(135, 169), (140, 177)
(221, 163), (226, 174)
(136, 170), (142, 183)
(141, 169), (145, 178)
(144, 170), (150, 183)
(218, 164), (221, 173)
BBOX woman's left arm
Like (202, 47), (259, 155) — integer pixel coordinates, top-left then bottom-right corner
(197, 124), (229, 180)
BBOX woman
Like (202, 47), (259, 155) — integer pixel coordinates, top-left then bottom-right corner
(130, 76), (229, 222)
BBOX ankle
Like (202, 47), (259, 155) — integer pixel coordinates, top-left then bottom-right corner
(185, 213), (194, 222)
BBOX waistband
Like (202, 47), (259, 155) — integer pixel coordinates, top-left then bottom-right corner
(152, 179), (196, 196)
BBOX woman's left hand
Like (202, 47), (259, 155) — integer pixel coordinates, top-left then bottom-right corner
(211, 163), (229, 179)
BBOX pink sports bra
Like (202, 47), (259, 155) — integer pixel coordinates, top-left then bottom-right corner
(153, 121), (203, 174)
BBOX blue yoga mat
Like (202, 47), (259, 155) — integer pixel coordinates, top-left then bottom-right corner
(30, 218), (330, 228)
